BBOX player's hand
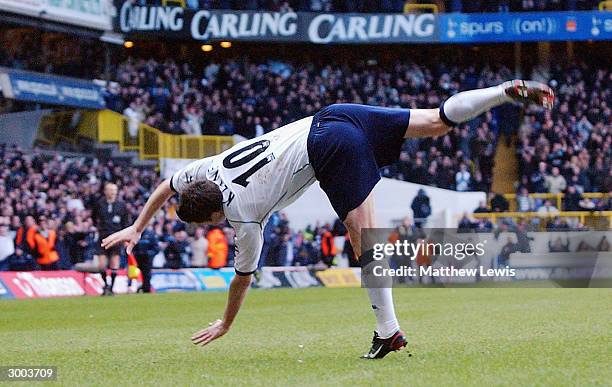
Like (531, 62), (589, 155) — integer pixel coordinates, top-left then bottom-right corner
(101, 225), (141, 254)
(191, 319), (228, 347)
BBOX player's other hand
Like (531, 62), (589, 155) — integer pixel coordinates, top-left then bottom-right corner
(191, 319), (228, 347)
(101, 225), (141, 254)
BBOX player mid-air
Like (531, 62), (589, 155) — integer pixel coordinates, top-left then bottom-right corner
(102, 80), (554, 359)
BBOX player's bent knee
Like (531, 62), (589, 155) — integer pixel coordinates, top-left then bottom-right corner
(405, 108), (450, 138)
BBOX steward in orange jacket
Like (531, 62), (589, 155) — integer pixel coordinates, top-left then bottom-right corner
(26, 217), (59, 270)
(207, 227), (228, 269)
(321, 229), (336, 266)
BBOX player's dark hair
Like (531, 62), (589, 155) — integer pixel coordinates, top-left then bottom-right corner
(176, 180), (223, 223)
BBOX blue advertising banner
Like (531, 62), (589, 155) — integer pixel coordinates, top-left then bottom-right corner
(440, 11), (612, 43)
(113, 3), (612, 44)
(150, 270), (201, 292)
(0, 69), (106, 109)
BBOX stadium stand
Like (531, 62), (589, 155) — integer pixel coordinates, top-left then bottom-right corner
(0, 7), (610, 272)
(517, 63), (611, 195)
(107, 57), (524, 192)
(0, 144), (348, 270)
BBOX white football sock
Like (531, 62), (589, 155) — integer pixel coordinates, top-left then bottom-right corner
(441, 83), (512, 125)
(367, 287), (400, 339)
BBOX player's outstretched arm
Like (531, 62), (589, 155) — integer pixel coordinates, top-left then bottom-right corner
(101, 179), (175, 254)
(191, 273), (252, 347)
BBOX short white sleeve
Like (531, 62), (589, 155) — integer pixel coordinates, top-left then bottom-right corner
(231, 221), (263, 275)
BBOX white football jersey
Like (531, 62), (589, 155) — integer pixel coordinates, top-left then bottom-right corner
(170, 116), (315, 274)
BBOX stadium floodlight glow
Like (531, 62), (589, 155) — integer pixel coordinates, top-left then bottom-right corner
(124, 41), (134, 48)
(201, 44), (213, 52)
(220, 41), (232, 48)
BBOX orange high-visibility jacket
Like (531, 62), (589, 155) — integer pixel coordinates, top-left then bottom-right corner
(26, 227), (59, 265)
(321, 231), (336, 257)
(207, 228), (228, 269)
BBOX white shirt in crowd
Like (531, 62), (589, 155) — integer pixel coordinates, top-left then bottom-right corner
(124, 106), (143, 137)
(456, 170), (471, 192)
(190, 236), (209, 267)
(0, 235), (15, 262)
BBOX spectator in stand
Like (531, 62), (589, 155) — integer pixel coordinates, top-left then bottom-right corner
(190, 227), (209, 268)
(165, 230), (191, 269)
(529, 162), (549, 193)
(0, 217), (14, 270)
(457, 213), (473, 232)
(545, 167), (567, 194)
(538, 199), (560, 216)
(474, 217), (494, 232)
(595, 192), (612, 211)
(124, 100), (145, 138)
(223, 226), (236, 267)
(514, 221), (533, 253)
(14, 215), (35, 254)
(411, 189), (431, 228)
(563, 185), (583, 211)
(546, 216), (571, 231)
(490, 193), (509, 212)
(320, 225), (336, 267)
(498, 236), (517, 267)
(63, 221), (89, 265)
(132, 225), (160, 292)
(455, 163), (471, 192)
(207, 226), (228, 269)
(473, 201), (490, 213)
(549, 237), (570, 252)
(576, 240), (596, 252)
(516, 186), (536, 212)
(26, 215), (60, 270)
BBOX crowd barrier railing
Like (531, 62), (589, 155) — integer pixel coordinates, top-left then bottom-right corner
(497, 192), (610, 212)
(599, 1), (612, 10)
(404, 3), (439, 13)
(80, 110), (234, 163)
(471, 211), (612, 230)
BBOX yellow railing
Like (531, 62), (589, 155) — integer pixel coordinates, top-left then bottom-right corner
(36, 111), (91, 146)
(404, 2), (439, 13)
(599, 1), (612, 10)
(81, 110), (234, 162)
(161, 0), (186, 7)
(499, 192), (609, 212)
(471, 211), (612, 230)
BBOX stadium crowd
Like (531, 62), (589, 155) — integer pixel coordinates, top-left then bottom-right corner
(0, 144), (354, 271)
(108, 57), (524, 192)
(515, 63), (611, 211)
(107, 57), (610, 198)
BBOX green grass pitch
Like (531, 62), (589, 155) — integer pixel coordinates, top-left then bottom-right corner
(1, 288), (610, 386)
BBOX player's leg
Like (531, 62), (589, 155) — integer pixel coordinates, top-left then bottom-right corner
(404, 108), (450, 138)
(344, 192), (407, 359)
(405, 80), (554, 138)
(109, 253), (120, 294)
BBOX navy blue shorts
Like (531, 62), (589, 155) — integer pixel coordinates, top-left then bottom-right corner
(307, 104), (410, 221)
